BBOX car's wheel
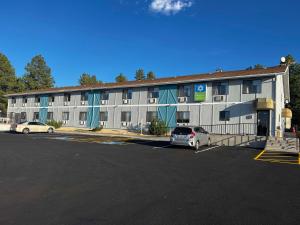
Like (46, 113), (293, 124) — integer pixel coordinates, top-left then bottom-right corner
(23, 128), (30, 134)
(47, 128), (54, 134)
(195, 141), (200, 151)
(207, 138), (211, 146)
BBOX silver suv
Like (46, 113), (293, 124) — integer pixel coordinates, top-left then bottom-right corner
(170, 126), (211, 150)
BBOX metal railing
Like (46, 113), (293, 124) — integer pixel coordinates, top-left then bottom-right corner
(201, 123), (257, 135)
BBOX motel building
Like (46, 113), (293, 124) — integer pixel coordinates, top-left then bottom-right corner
(6, 65), (293, 137)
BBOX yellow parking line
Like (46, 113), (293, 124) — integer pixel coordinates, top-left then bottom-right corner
(254, 150), (266, 160)
(256, 159), (299, 165)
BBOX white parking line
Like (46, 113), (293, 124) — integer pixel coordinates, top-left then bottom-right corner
(195, 146), (221, 154)
(153, 145), (172, 149)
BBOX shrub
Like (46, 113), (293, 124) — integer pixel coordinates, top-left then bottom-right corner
(47, 120), (63, 129)
(148, 119), (168, 136)
(91, 126), (103, 132)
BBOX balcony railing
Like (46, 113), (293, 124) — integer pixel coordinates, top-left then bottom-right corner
(201, 123), (257, 135)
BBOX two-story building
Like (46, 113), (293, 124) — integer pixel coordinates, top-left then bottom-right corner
(6, 65), (292, 136)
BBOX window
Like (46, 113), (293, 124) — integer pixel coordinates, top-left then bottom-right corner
(121, 112), (131, 122)
(219, 111), (230, 121)
(28, 122), (38, 125)
(22, 97), (27, 103)
(11, 97), (16, 104)
(99, 112), (108, 121)
(178, 85), (191, 97)
(243, 80), (262, 94)
(47, 112), (53, 121)
(80, 92), (88, 101)
(79, 112), (87, 121)
(173, 127), (192, 135)
(146, 111), (157, 122)
(212, 82), (228, 95)
(9, 112), (14, 120)
(33, 112), (39, 121)
(176, 112), (190, 123)
(48, 95), (55, 103)
(64, 93), (71, 102)
(148, 87), (159, 98)
(20, 112), (27, 121)
(101, 91), (109, 100)
(122, 89), (132, 100)
(34, 96), (40, 103)
(62, 112), (69, 121)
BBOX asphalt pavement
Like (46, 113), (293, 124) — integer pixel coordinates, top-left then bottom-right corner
(0, 132), (299, 225)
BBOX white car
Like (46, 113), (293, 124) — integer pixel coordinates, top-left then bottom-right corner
(12, 122), (55, 134)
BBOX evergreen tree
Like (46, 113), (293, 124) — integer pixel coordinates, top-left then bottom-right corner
(23, 55), (54, 90)
(146, 71), (156, 80)
(289, 63), (300, 128)
(79, 73), (102, 86)
(115, 73), (127, 83)
(285, 54), (296, 65)
(135, 69), (145, 80)
(254, 64), (264, 69)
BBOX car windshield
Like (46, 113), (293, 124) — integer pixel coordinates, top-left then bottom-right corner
(173, 127), (192, 135)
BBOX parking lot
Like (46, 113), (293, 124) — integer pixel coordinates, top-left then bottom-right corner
(0, 132), (299, 225)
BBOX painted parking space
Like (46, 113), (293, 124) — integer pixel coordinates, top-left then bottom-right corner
(254, 150), (300, 165)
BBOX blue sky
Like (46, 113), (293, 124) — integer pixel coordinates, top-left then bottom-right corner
(0, 0), (299, 87)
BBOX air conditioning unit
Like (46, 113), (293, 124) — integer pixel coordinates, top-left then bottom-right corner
(63, 120), (68, 125)
(123, 99), (129, 104)
(101, 100), (107, 105)
(79, 121), (86, 125)
(64, 102), (69, 106)
(22, 103), (26, 107)
(121, 122), (128, 127)
(35, 103), (40, 107)
(100, 121), (106, 126)
(149, 98), (157, 104)
(178, 97), (187, 103)
(81, 101), (85, 105)
(214, 95), (224, 102)
(48, 102), (53, 106)
(177, 123), (188, 126)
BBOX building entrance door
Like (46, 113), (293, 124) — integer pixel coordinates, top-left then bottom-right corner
(257, 110), (270, 136)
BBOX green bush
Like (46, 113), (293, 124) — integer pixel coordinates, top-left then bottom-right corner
(148, 119), (168, 136)
(46, 120), (63, 129)
(91, 126), (103, 132)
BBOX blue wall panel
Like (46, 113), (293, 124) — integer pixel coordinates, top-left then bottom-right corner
(87, 91), (101, 129)
(158, 85), (177, 129)
(39, 95), (48, 123)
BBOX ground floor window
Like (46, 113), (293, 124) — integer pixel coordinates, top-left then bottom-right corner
(62, 112), (70, 121)
(219, 111), (230, 121)
(79, 112), (87, 121)
(146, 111), (157, 122)
(121, 112), (131, 122)
(47, 112), (53, 121)
(20, 112), (27, 121)
(176, 112), (190, 123)
(100, 112), (108, 121)
(33, 112), (39, 121)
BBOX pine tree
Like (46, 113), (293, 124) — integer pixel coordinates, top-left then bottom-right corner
(115, 73), (127, 83)
(135, 69), (145, 80)
(146, 71), (156, 80)
(79, 73), (102, 86)
(23, 55), (55, 90)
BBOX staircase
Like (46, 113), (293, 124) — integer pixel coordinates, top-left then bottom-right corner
(265, 137), (299, 153)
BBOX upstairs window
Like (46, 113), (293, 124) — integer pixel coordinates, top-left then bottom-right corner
(121, 112), (131, 122)
(22, 97), (27, 103)
(178, 85), (191, 97)
(176, 112), (190, 123)
(48, 95), (55, 103)
(47, 112), (53, 121)
(79, 112), (87, 121)
(99, 112), (108, 121)
(34, 96), (40, 103)
(80, 92), (88, 101)
(146, 111), (158, 122)
(212, 82), (228, 95)
(148, 87), (159, 98)
(219, 111), (230, 121)
(101, 91), (109, 101)
(122, 89), (132, 100)
(243, 80), (262, 94)
(64, 93), (71, 102)
(11, 97), (16, 104)
(62, 112), (70, 121)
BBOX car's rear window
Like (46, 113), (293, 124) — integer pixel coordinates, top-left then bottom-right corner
(173, 127), (192, 135)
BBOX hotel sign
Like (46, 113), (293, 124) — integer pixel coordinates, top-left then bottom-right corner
(194, 84), (206, 102)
